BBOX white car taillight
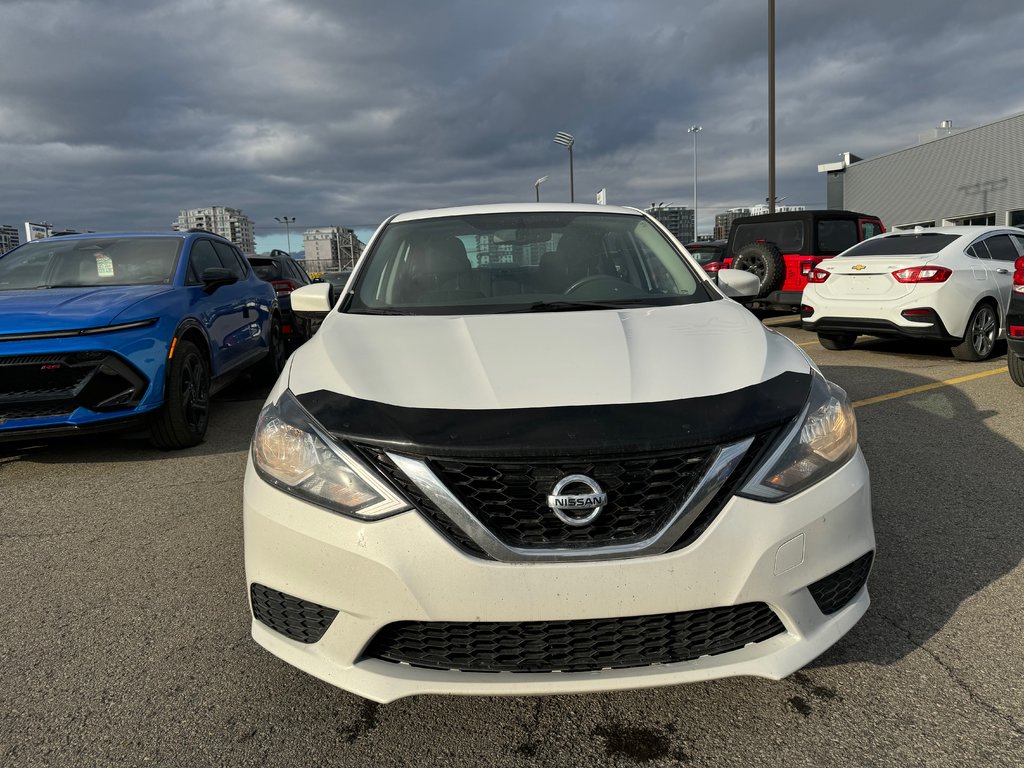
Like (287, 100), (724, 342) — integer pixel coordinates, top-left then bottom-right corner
(892, 266), (952, 283)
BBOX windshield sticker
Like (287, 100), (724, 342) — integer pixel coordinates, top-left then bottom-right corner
(95, 254), (114, 277)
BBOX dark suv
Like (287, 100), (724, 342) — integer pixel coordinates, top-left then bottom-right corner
(247, 250), (314, 343)
(724, 210), (885, 310)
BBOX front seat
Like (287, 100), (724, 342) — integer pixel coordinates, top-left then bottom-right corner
(537, 229), (609, 293)
(396, 235), (477, 303)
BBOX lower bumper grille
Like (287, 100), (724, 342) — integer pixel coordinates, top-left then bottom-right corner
(0, 351), (148, 422)
(808, 552), (874, 615)
(364, 602), (785, 673)
(250, 583), (339, 644)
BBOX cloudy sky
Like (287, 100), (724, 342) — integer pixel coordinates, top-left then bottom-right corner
(3, 0), (1023, 252)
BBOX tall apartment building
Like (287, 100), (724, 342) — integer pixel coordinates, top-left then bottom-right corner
(643, 205), (695, 243)
(173, 206), (256, 253)
(746, 203), (807, 217)
(1, 224), (20, 254)
(713, 208), (750, 241)
(302, 226), (363, 270)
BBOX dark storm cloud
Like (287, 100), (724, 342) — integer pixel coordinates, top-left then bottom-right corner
(2, 0), (1024, 239)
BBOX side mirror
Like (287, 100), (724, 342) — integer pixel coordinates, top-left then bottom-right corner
(201, 267), (238, 293)
(291, 282), (334, 320)
(717, 268), (760, 300)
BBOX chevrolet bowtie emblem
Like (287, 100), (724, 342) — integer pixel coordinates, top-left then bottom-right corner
(852, 264), (867, 270)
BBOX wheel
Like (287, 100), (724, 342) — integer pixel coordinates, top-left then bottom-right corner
(253, 316), (286, 385)
(1009, 351), (1024, 386)
(150, 339), (210, 450)
(818, 332), (857, 351)
(732, 242), (785, 298)
(951, 303), (998, 361)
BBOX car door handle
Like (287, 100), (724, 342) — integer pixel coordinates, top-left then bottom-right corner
(996, 268), (1010, 274)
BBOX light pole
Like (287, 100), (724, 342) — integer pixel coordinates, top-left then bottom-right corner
(274, 215), (296, 255)
(687, 125), (702, 241)
(534, 175), (549, 202)
(768, 0), (776, 213)
(553, 132), (575, 202)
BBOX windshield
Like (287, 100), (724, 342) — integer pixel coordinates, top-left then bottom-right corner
(0, 237), (182, 290)
(248, 258), (283, 281)
(686, 245), (724, 265)
(839, 233), (958, 257)
(346, 212), (711, 315)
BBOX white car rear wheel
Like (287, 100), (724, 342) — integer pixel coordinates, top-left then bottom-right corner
(951, 303), (998, 361)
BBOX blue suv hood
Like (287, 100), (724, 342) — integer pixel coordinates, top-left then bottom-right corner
(0, 285), (173, 334)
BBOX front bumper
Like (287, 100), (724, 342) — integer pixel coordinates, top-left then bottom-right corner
(0, 323), (172, 438)
(244, 448), (874, 703)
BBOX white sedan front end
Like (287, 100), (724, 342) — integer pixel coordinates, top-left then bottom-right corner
(243, 204), (875, 703)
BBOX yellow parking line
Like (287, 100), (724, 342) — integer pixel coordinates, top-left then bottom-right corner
(797, 340), (818, 347)
(853, 367), (1008, 408)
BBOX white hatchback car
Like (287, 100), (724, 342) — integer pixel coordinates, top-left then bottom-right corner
(243, 204), (874, 703)
(801, 226), (1024, 359)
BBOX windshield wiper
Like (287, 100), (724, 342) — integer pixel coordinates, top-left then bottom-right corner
(503, 300), (648, 313)
(350, 307), (414, 315)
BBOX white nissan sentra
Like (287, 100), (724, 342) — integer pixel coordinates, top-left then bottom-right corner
(243, 203), (874, 703)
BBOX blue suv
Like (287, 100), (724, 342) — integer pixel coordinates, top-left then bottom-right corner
(0, 231), (284, 449)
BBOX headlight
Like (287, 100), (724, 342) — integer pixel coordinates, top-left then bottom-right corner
(251, 389), (410, 520)
(740, 372), (858, 501)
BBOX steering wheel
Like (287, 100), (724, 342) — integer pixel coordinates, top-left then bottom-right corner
(564, 274), (624, 295)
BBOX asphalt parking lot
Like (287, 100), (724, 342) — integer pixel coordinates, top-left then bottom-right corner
(2, 318), (1022, 767)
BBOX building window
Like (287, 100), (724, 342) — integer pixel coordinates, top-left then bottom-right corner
(1010, 210), (1024, 227)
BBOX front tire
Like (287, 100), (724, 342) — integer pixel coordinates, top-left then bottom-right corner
(1009, 351), (1024, 386)
(951, 303), (998, 361)
(253, 317), (285, 385)
(818, 332), (857, 351)
(150, 340), (210, 450)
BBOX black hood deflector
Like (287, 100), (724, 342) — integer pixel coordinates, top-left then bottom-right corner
(295, 370), (811, 458)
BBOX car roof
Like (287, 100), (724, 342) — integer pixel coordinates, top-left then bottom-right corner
(881, 225), (1024, 239)
(731, 209), (879, 226)
(389, 202), (643, 223)
(33, 231), (237, 246)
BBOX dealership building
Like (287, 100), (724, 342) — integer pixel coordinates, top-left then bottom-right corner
(819, 112), (1024, 230)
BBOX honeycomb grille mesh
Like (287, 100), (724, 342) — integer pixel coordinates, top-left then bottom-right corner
(250, 583), (339, 644)
(429, 450), (713, 549)
(364, 602), (785, 673)
(808, 552), (874, 615)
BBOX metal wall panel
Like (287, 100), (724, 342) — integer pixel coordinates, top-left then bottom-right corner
(841, 113), (1024, 228)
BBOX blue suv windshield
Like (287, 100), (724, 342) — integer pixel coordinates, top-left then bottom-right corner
(0, 237), (183, 290)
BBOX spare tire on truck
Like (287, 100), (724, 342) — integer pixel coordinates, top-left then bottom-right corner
(732, 242), (785, 298)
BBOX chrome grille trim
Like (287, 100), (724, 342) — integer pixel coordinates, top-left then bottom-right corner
(387, 436), (753, 563)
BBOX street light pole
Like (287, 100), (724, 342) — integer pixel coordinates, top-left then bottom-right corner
(768, 0), (776, 214)
(274, 216), (296, 255)
(535, 175), (549, 202)
(687, 125), (702, 241)
(553, 132), (575, 202)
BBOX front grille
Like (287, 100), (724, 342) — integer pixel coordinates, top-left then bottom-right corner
(0, 351), (147, 421)
(358, 429), (777, 558)
(808, 552), (874, 615)
(250, 583), (339, 644)
(432, 450), (713, 549)
(364, 602), (785, 673)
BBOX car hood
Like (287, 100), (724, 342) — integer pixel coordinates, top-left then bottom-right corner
(0, 285), (174, 334)
(288, 300), (811, 410)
